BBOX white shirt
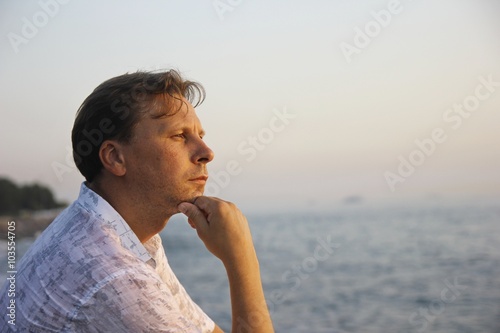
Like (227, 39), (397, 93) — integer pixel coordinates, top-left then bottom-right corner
(0, 183), (215, 333)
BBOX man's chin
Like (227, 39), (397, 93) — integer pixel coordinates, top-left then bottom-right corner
(185, 190), (204, 204)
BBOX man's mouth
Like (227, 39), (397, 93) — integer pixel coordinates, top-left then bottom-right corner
(189, 175), (208, 184)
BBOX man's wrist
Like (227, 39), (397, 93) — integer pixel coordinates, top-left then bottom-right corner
(223, 248), (259, 272)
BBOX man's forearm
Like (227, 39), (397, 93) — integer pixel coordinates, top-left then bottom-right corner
(225, 253), (274, 333)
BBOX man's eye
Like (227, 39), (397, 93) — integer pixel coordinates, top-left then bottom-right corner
(173, 133), (185, 139)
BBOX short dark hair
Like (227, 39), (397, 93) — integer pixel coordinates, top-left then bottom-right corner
(71, 69), (205, 182)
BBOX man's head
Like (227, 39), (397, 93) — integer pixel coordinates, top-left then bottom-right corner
(72, 70), (214, 211)
(72, 70), (206, 182)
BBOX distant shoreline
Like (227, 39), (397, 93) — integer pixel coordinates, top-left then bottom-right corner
(0, 208), (64, 240)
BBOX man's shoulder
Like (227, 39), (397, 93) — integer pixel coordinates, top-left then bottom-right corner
(34, 200), (119, 253)
(19, 201), (145, 284)
(1, 201), (162, 331)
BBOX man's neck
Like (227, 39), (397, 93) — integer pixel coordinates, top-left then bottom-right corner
(87, 180), (171, 243)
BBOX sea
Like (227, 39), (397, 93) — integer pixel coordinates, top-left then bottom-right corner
(1, 202), (499, 332)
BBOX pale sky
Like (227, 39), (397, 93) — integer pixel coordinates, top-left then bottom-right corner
(1, 0), (499, 212)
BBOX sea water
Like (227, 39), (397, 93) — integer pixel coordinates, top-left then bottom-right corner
(163, 203), (500, 332)
(1, 203), (499, 332)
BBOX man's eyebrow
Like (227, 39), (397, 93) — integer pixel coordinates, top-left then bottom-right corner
(171, 125), (206, 137)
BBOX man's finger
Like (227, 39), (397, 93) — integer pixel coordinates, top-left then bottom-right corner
(178, 202), (208, 232)
(192, 196), (226, 212)
(191, 196), (212, 210)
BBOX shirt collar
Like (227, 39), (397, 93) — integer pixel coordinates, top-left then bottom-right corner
(77, 182), (153, 263)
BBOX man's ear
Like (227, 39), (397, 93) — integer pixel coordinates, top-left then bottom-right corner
(99, 140), (127, 177)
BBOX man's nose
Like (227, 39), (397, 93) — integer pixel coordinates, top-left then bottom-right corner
(195, 140), (214, 164)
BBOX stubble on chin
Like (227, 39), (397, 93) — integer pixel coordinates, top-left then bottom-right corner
(172, 187), (204, 206)
(187, 189), (204, 203)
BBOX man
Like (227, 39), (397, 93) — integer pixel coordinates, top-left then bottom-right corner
(0, 70), (274, 332)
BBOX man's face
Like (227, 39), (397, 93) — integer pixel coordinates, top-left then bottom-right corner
(121, 97), (214, 213)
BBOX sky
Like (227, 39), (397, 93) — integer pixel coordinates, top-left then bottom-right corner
(1, 0), (499, 212)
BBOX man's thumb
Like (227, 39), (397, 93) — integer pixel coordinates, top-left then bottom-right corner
(178, 202), (208, 231)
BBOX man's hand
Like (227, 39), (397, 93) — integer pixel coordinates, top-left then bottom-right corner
(178, 197), (256, 267)
(178, 197), (274, 333)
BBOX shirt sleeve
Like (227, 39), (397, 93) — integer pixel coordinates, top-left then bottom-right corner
(71, 270), (215, 333)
